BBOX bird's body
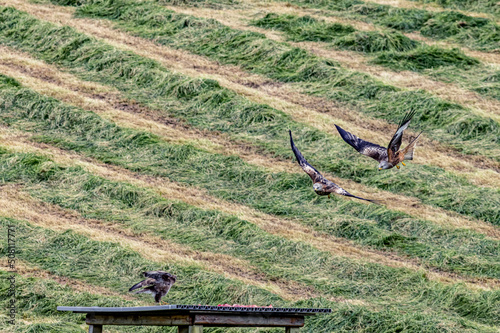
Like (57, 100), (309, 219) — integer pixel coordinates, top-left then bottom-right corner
(335, 111), (421, 170)
(289, 130), (376, 203)
(129, 271), (176, 304)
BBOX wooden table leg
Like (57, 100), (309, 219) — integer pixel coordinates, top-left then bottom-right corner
(88, 325), (103, 333)
(178, 325), (202, 333)
(285, 328), (300, 333)
(190, 326), (203, 333)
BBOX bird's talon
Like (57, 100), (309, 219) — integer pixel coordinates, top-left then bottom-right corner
(328, 194), (331, 199)
(402, 162), (406, 166)
(396, 165), (400, 169)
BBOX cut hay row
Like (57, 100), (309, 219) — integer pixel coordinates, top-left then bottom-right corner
(1, 186), (500, 329)
(4, 0), (500, 164)
(4, 0), (500, 176)
(1, 103), (499, 287)
(0, 258), (139, 302)
(261, 0), (500, 52)
(235, 0), (500, 66)
(1, 218), (323, 332)
(2, 49), (499, 233)
(364, 0), (496, 19)
(2, 36), (498, 188)
(250, 12), (500, 106)
(0, 8), (499, 223)
(176, 0), (500, 66)
(0, 52), (291, 174)
(4, 127), (500, 290)
(398, 0), (500, 20)
(0, 268), (144, 332)
(0, 188), (312, 302)
(4, 217), (499, 332)
(57, 0), (500, 160)
(161, 3), (500, 120)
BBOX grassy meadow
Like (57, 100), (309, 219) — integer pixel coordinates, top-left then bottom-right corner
(0, 0), (499, 332)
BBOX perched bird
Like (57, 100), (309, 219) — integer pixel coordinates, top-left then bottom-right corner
(335, 111), (422, 170)
(289, 130), (376, 203)
(129, 271), (177, 305)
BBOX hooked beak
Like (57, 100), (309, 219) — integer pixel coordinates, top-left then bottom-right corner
(378, 168), (382, 171)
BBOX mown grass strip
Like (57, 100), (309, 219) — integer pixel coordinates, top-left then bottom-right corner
(1, 217), (499, 332)
(1, 77), (500, 284)
(3, 147), (500, 291)
(0, 11), (498, 222)
(408, 0), (500, 20)
(4, 127), (500, 283)
(70, 0), (500, 159)
(252, 12), (421, 53)
(5, 0), (500, 162)
(11, 0), (498, 160)
(252, 13), (500, 101)
(0, 268), (146, 333)
(266, 0), (500, 52)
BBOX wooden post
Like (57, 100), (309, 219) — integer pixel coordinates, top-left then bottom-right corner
(178, 326), (202, 333)
(285, 328), (300, 333)
(88, 325), (103, 333)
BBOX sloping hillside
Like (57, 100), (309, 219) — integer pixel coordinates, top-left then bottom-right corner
(0, 0), (498, 332)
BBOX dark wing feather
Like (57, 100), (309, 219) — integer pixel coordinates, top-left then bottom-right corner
(387, 110), (416, 154)
(289, 130), (323, 183)
(402, 132), (422, 160)
(143, 271), (168, 280)
(160, 272), (177, 284)
(129, 278), (155, 292)
(335, 125), (387, 162)
(323, 180), (378, 203)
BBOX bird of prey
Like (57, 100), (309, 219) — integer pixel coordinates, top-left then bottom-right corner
(289, 130), (376, 203)
(129, 271), (177, 305)
(335, 111), (422, 170)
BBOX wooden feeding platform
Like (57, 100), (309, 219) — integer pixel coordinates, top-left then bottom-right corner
(57, 304), (331, 332)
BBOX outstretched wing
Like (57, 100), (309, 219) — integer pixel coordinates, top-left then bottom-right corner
(402, 132), (422, 160)
(323, 180), (378, 203)
(335, 125), (387, 162)
(160, 272), (177, 284)
(129, 278), (156, 292)
(289, 130), (323, 183)
(387, 110), (416, 157)
(143, 271), (163, 280)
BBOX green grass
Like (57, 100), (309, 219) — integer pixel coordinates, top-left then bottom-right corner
(2, 4), (499, 160)
(253, 13), (419, 52)
(1, 215), (500, 332)
(266, 0), (500, 52)
(0, 269), (144, 333)
(410, 0), (500, 18)
(1, 76), (500, 282)
(1, 3), (499, 332)
(372, 45), (479, 71)
(70, 0), (500, 158)
(0, 8), (499, 221)
(252, 13), (500, 101)
(0, 218), (287, 333)
(1, 145), (500, 282)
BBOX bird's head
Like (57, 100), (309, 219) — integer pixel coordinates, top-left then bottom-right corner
(313, 183), (323, 192)
(378, 161), (392, 171)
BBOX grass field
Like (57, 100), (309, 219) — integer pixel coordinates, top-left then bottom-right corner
(0, 0), (498, 332)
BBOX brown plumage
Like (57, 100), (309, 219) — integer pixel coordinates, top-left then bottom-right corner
(290, 130), (376, 203)
(129, 271), (177, 304)
(335, 111), (422, 170)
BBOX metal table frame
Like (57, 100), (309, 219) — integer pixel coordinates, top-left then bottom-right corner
(57, 305), (331, 332)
